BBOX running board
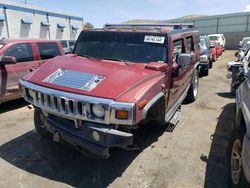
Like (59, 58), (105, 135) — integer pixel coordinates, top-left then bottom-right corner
(168, 109), (182, 127)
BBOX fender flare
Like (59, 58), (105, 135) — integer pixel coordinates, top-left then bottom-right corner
(141, 92), (165, 120)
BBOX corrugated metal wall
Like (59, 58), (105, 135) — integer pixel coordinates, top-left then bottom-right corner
(164, 12), (250, 49)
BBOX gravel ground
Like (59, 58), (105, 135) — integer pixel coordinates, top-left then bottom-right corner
(0, 51), (236, 188)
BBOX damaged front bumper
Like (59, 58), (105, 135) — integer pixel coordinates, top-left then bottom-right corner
(43, 112), (133, 159)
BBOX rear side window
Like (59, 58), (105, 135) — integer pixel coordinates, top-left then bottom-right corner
(4, 43), (34, 63)
(37, 42), (61, 60)
(186, 36), (194, 53)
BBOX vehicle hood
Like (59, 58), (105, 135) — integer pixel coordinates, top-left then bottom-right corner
(24, 55), (165, 101)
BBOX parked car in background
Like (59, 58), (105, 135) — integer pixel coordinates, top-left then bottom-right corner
(228, 55), (250, 188)
(199, 35), (214, 76)
(215, 42), (223, 58)
(20, 23), (200, 159)
(211, 41), (217, 62)
(0, 38), (64, 104)
(211, 41), (223, 60)
(227, 47), (250, 95)
(60, 40), (76, 54)
(236, 37), (250, 61)
(238, 37), (250, 51)
(208, 34), (226, 51)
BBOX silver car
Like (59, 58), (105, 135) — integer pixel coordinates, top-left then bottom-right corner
(229, 56), (250, 187)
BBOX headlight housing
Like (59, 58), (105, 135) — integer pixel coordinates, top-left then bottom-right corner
(200, 55), (208, 63)
(92, 104), (105, 118)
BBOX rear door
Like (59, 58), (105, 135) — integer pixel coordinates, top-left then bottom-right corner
(3, 43), (38, 94)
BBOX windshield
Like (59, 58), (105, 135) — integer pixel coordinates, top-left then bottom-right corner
(74, 31), (167, 63)
(209, 36), (218, 41)
(200, 39), (207, 50)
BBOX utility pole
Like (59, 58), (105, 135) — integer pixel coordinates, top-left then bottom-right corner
(24, 0), (27, 4)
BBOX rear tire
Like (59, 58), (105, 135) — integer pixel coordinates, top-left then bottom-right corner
(228, 129), (246, 188)
(185, 70), (199, 103)
(34, 109), (51, 138)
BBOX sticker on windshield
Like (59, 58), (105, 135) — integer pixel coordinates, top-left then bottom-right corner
(144, 35), (165, 44)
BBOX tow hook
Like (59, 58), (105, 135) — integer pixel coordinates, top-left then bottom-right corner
(53, 132), (60, 142)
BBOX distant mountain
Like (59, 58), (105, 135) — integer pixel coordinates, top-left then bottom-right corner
(176, 15), (207, 20)
(123, 15), (207, 24)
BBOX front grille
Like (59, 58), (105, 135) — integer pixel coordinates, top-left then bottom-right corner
(44, 69), (105, 91)
(32, 90), (88, 118)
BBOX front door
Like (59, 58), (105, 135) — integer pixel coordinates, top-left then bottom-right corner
(166, 38), (187, 111)
(1, 43), (38, 96)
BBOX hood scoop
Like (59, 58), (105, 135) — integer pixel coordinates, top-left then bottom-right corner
(44, 69), (105, 91)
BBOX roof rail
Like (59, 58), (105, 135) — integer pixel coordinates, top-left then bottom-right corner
(104, 23), (194, 30)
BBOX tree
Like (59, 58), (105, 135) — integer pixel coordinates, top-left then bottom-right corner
(83, 22), (94, 30)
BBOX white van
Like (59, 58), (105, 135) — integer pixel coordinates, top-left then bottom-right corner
(208, 34), (226, 51)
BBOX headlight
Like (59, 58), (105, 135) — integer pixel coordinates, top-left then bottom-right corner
(92, 104), (105, 118)
(200, 55), (208, 62)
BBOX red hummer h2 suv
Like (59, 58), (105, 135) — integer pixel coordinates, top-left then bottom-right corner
(19, 24), (200, 158)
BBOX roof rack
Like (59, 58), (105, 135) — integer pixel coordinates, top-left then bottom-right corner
(104, 23), (194, 31)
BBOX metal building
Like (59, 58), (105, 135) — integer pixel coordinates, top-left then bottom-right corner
(0, 0), (83, 40)
(163, 12), (250, 49)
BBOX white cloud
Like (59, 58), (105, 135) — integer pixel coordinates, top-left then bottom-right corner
(244, 4), (250, 12)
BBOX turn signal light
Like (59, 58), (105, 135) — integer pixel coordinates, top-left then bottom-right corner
(138, 99), (149, 110)
(115, 110), (128, 120)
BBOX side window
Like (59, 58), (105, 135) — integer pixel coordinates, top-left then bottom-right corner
(186, 36), (194, 53)
(4, 43), (34, 63)
(194, 35), (200, 51)
(173, 39), (185, 63)
(37, 42), (61, 60)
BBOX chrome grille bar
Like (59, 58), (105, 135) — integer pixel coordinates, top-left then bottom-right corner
(19, 79), (135, 125)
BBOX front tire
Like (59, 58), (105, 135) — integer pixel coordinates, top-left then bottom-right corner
(209, 60), (213, 68)
(34, 109), (50, 138)
(185, 70), (199, 103)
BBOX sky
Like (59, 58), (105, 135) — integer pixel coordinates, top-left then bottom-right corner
(8, 0), (250, 28)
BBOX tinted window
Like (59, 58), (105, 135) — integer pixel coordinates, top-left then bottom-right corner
(37, 42), (61, 60)
(4, 43), (34, 63)
(60, 41), (68, 48)
(209, 36), (218, 41)
(74, 31), (167, 63)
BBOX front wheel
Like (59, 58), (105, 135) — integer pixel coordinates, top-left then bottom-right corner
(34, 109), (51, 138)
(209, 60), (213, 68)
(185, 70), (199, 103)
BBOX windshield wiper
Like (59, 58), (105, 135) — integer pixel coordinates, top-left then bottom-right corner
(102, 58), (131, 66)
(81, 54), (102, 59)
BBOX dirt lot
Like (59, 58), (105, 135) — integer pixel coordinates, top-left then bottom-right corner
(0, 51), (236, 188)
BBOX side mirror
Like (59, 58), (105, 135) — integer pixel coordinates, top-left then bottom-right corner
(177, 54), (192, 66)
(239, 41), (242, 47)
(235, 52), (239, 57)
(0, 56), (17, 65)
